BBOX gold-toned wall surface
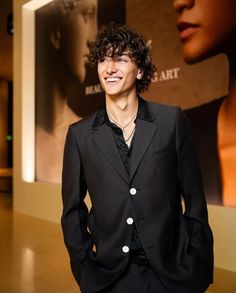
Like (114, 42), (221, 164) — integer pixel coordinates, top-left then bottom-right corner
(14, 0), (236, 273)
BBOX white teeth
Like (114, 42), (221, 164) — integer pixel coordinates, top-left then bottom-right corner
(106, 77), (120, 82)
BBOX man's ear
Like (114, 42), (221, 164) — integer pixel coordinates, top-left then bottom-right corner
(137, 69), (143, 80)
(50, 29), (61, 50)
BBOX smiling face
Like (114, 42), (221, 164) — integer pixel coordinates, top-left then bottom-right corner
(172, 0), (236, 64)
(59, 0), (97, 82)
(97, 53), (143, 99)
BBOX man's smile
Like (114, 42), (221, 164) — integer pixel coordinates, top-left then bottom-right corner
(104, 77), (122, 82)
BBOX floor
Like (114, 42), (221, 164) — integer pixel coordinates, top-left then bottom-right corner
(0, 192), (236, 293)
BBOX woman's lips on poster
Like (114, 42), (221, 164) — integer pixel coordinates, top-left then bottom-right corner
(177, 21), (199, 42)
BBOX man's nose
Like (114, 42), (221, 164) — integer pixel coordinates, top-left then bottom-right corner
(172, 0), (194, 14)
(106, 60), (117, 74)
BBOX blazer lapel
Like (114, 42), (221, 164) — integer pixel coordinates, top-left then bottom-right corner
(130, 119), (157, 182)
(92, 123), (129, 183)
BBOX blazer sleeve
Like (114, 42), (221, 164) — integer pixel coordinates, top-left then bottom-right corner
(61, 126), (94, 285)
(175, 108), (214, 275)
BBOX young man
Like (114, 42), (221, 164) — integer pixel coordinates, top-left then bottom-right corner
(61, 23), (213, 293)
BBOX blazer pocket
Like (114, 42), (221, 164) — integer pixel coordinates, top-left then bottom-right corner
(145, 146), (176, 162)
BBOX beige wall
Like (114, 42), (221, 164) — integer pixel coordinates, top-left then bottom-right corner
(13, 0), (63, 222)
(14, 0), (236, 273)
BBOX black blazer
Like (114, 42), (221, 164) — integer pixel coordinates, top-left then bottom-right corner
(61, 99), (213, 293)
(185, 97), (225, 205)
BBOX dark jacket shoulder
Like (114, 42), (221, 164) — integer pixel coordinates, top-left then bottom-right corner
(69, 111), (98, 133)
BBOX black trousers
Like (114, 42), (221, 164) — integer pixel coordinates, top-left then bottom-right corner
(96, 261), (171, 293)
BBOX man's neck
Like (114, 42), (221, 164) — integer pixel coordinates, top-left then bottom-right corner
(105, 93), (139, 125)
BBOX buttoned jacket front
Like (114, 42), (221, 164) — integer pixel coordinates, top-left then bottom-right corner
(61, 98), (213, 293)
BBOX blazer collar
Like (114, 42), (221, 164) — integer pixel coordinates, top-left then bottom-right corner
(91, 97), (157, 183)
(129, 118), (157, 182)
(92, 96), (154, 129)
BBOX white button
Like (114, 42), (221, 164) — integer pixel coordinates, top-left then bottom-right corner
(122, 246), (130, 253)
(126, 217), (134, 225)
(130, 188), (137, 195)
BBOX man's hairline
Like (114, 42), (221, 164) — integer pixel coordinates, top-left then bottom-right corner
(95, 47), (141, 66)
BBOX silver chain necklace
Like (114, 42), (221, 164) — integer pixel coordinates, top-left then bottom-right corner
(107, 112), (137, 135)
(124, 125), (136, 147)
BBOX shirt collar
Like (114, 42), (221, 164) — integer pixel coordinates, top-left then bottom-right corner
(92, 96), (154, 129)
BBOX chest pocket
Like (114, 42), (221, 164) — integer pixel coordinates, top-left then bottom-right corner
(145, 146), (176, 163)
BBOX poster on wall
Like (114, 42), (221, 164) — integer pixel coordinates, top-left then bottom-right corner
(35, 0), (235, 208)
(35, 0), (125, 184)
(125, 0), (234, 207)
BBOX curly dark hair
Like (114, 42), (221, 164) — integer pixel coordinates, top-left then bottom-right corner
(89, 22), (157, 94)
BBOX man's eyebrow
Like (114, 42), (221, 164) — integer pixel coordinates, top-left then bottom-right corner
(113, 52), (132, 59)
(103, 52), (130, 58)
(117, 54), (129, 58)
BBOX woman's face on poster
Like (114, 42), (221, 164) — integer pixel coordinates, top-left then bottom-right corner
(172, 0), (236, 64)
(59, 0), (97, 82)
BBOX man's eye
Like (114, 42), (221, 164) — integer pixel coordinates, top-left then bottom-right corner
(117, 57), (128, 63)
